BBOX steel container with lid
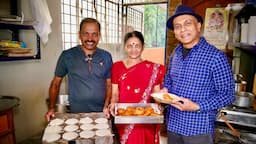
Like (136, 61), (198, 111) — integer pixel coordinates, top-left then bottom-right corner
(234, 74), (247, 92)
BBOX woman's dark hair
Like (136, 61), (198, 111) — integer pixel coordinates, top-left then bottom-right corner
(79, 18), (101, 32)
(124, 31), (144, 45)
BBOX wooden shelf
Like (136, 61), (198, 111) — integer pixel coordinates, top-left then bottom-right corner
(0, 22), (34, 30)
(0, 22), (41, 61)
(232, 43), (256, 55)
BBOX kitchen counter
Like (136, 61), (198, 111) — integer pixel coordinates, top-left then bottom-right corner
(0, 96), (20, 144)
(215, 123), (256, 144)
(0, 96), (19, 112)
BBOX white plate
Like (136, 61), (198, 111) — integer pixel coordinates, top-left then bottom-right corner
(151, 92), (180, 104)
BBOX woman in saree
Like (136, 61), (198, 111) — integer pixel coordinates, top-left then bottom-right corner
(109, 31), (165, 144)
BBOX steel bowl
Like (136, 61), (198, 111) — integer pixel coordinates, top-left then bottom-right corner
(233, 92), (254, 108)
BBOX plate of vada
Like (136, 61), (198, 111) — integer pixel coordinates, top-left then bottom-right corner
(151, 92), (180, 104)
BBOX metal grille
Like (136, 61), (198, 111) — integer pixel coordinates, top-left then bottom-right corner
(61, 0), (123, 50)
(61, 0), (78, 50)
(60, 0), (166, 56)
(123, 6), (143, 32)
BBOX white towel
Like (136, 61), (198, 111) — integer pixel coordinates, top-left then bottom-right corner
(28, 0), (52, 44)
(248, 16), (256, 45)
(240, 23), (248, 43)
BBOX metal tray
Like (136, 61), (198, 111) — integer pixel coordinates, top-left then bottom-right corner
(114, 103), (163, 124)
(42, 112), (113, 144)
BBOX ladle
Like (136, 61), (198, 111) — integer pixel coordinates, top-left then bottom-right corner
(220, 112), (240, 137)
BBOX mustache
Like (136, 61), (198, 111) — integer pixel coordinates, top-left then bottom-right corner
(84, 40), (96, 43)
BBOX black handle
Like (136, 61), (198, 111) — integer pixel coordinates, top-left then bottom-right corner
(178, 100), (184, 104)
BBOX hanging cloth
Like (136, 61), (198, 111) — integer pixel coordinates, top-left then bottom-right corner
(28, 0), (52, 44)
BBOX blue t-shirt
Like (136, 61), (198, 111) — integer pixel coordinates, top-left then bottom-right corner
(55, 45), (113, 113)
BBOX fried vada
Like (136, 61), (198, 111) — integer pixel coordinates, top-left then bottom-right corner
(134, 107), (145, 115)
(117, 108), (125, 116)
(163, 93), (173, 101)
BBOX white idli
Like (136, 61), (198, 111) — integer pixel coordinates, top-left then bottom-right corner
(64, 125), (79, 132)
(65, 118), (79, 125)
(95, 129), (112, 137)
(43, 133), (60, 143)
(49, 118), (64, 126)
(94, 123), (109, 129)
(44, 125), (62, 133)
(79, 130), (95, 139)
(95, 118), (108, 124)
(79, 117), (93, 124)
(62, 132), (78, 141)
(80, 123), (95, 130)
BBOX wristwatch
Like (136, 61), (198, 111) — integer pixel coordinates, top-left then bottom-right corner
(195, 105), (200, 113)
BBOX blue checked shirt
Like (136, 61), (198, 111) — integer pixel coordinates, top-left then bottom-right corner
(164, 37), (235, 136)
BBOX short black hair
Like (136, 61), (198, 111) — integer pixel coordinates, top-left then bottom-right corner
(79, 18), (101, 32)
(124, 31), (144, 45)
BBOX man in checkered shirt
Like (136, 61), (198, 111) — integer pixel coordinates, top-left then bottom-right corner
(163, 5), (235, 144)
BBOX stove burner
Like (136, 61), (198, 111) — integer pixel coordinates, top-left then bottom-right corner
(215, 140), (239, 144)
(215, 128), (256, 144)
(217, 106), (256, 128)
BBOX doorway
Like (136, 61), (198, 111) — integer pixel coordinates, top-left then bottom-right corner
(122, 0), (168, 64)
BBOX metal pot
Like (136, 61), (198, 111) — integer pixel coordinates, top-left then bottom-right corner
(233, 92), (254, 108)
(235, 81), (247, 92)
(240, 133), (256, 144)
(56, 94), (69, 113)
(234, 74), (247, 92)
(57, 94), (69, 105)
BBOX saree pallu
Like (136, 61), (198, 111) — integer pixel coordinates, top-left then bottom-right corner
(111, 60), (165, 144)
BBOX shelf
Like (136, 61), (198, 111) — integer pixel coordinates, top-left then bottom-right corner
(0, 22), (33, 30)
(232, 43), (256, 55)
(0, 22), (41, 61)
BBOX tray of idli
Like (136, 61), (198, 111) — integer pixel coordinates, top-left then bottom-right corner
(42, 112), (113, 144)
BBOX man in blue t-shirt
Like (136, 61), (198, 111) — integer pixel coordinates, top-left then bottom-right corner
(45, 18), (113, 121)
